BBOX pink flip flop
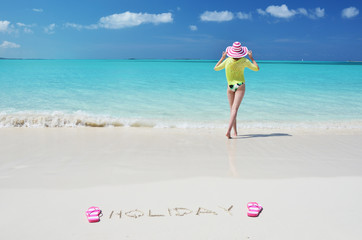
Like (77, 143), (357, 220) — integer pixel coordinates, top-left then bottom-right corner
(247, 202), (262, 217)
(85, 206), (102, 223)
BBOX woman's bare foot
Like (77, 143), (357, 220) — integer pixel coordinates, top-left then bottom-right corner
(226, 133), (232, 139)
(233, 131), (238, 137)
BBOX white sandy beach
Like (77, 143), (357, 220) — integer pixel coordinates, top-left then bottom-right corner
(1, 128), (362, 240)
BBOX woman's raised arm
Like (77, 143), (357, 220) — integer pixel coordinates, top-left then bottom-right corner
(214, 51), (227, 71)
(247, 50), (259, 71)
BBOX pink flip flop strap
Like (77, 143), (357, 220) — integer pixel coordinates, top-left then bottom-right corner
(247, 202), (262, 212)
(86, 207), (101, 216)
(247, 202), (259, 208)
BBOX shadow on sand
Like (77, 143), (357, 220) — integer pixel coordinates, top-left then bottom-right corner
(233, 133), (292, 139)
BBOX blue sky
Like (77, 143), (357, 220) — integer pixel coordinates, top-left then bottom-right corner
(0, 0), (361, 60)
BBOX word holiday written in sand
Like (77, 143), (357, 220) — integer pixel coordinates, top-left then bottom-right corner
(109, 206), (234, 219)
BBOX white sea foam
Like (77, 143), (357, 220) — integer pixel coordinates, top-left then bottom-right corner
(1, 111), (362, 129)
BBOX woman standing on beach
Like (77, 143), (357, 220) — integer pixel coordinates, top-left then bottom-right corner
(214, 42), (259, 138)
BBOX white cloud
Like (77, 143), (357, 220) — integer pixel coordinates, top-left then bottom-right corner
(257, 9), (267, 16)
(64, 23), (84, 30)
(314, 7), (325, 18)
(0, 40), (20, 48)
(305, 7), (325, 19)
(44, 23), (56, 34)
(23, 28), (34, 33)
(16, 22), (35, 33)
(342, 7), (359, 19)
(1, 21), (36, 34)
(0, 20), (10, 32)
(16, 22), (35, 28)
(98, 12), (173, 29)
(66, 11), (173, 30)
(298, 8), (308, 16)
(33, 8), (43, 12)
(265, 4), (297, 18)
(189, 25), (197, 31)
(200, 11), (234, 22)
(16, 23), (26, 27)
(64, 22), (99, 30)
(258, 5), (325, 19)
(237, 12), (252, 20)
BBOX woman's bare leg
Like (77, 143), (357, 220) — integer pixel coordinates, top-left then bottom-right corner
(227, 89), (237, 136)
(233, 112), (238, 136)
(226, 85), (245, 138)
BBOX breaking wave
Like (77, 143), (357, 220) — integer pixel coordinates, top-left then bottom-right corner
(0, 111), (223, 128)
(1, 111), (362, 129)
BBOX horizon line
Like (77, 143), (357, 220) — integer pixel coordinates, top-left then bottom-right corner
(1, 57), (361, 63)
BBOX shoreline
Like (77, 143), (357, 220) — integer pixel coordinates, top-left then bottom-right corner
(2, 112), (362, 129)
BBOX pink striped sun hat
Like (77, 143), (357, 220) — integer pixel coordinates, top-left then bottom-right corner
(226, 42), (248, 58)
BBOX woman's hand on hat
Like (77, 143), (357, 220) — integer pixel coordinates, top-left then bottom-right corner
(247, 50), (253, 58)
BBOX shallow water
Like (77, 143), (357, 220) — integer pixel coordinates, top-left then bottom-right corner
(1, 59), (362, 128)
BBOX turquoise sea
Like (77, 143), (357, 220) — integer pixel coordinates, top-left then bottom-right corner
(1, 59), (362, 129)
